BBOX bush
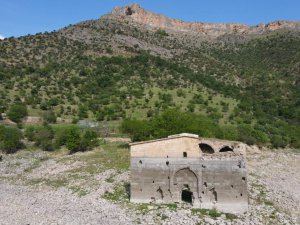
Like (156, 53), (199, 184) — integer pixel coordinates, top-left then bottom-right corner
(34, 125), (54, 151)
(155, 29), (169, 37)
(82, 130), (99, 150)
(24, 126), (35, 141)
(42, 110), (56, 124)
(0, 125), (23, 153)
(64, 127), (81, 152)
(7, 104), (28, 123)
(65, 127), (99, 153)
(270, 135), (288, 148)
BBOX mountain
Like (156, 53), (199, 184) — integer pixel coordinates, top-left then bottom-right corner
(0, 4), (300, 147)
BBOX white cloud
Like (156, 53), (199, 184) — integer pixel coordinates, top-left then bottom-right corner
(0, 35), (4, 40)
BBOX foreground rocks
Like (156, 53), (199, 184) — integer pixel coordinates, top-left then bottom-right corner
(0, 147), (299, 225)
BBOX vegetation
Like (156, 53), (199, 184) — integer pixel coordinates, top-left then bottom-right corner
(122, 109), (274, 146)
(7, 104), (28, 123)
(191, 208), (221, 218)
(24, 125), (99, 153)
(0, 19), (299, 149)
(0, 125), (23, 153)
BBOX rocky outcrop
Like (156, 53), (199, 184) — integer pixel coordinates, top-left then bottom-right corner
(110, 4), (300, 39)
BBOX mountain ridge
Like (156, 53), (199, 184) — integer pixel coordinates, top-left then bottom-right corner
(108, 3), (300, 39)
(0, 3), (300, 148)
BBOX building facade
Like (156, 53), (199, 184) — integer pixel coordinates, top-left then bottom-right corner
(130, 133), (248, 213)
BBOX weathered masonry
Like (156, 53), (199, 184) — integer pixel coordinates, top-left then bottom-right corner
(130, 133), (248, 213)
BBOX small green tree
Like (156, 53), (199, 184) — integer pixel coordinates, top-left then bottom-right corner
(66, 127), (81, 153)
(7, 104), (28, 123)
(82, 130), (99, 150)
(78, 105), (88, 119)
(0, 125), (22, 153)
(24, 126), (35, 141)
(34, 125), (54, 151)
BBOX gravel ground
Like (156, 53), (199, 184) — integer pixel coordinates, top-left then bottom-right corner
(0, 147), (299, 225)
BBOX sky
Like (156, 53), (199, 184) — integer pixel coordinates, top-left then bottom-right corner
(0, 0), (300, 38)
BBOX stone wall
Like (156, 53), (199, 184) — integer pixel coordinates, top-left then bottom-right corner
(130, 155), (248, 213)
(130, 134), (248, 213)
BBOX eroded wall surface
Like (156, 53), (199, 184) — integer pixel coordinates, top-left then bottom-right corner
(131, 157), (248, 213)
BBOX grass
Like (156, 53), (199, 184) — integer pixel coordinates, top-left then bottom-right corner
(225, 213), (239, 220)
(27, 178), (67, 188)
(2, 140), (130, 199)
(71, 142), (130, 175)
(102, 182), (130, 202)
(253, 182), (275, 207)
(191, 208), (222, 219)
(105, 176), (115, 183)
(192, 208), (238, 220)
(69, 186), (89, 197)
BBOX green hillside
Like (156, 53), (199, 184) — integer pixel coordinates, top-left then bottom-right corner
(0, 13), (300, 149)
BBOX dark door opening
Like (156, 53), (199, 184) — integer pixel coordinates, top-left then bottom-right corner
(181, 190), (193, 204)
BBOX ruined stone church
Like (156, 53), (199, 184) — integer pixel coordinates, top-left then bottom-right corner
(130, 133), (248, 213)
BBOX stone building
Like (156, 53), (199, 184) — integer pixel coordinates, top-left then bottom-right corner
(130, 133), (248, 213)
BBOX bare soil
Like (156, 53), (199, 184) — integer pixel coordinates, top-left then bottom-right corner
(0, 146), (299, 225)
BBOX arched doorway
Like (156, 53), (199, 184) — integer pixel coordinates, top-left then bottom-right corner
(173, 168), (198, 204)
(181, 185), (193, 204)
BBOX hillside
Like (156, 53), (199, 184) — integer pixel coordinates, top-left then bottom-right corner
(0, 3), (300, 148)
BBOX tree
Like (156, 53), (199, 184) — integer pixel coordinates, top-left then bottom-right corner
(0, 125), (22, 153)
(34, 125), (54, 151)
(78, 105), (88, 119)
(7, 104), (28, 123)
(66, 127), (81, 153)
(82, 130), (99, 150)
(24, 126), (35, 141)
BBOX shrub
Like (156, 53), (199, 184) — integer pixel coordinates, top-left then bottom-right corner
(42, 110), (56, 124)
(82, 130), (99, 150)
(0, 125), (23, 153)
(54, 126), (99, 153)
(65, 127), (82, 153)
(34, 125), (54, 151)
(155, 29), (169, 37)
(24, 126), (35, 141)
(7, 104), (28, 123)
(270, 135), (288, 148)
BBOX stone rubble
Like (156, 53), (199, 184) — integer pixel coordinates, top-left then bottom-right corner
(0, 148), (299, 225)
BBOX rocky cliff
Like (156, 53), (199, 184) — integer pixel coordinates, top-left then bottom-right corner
(109, 3), (300, 39)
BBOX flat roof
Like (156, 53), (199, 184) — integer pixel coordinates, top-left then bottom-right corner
(129, 133), (242, 146)
(129, 133), (200, 146)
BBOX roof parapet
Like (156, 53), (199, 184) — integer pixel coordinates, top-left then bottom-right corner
(168, 133), (199, 138)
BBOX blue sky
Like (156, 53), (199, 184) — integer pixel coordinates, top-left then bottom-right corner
(0, 0), (299, 38)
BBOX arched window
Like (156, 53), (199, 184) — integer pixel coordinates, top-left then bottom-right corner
(199, 143), (214, 154)
(219, 146), (233, 152)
